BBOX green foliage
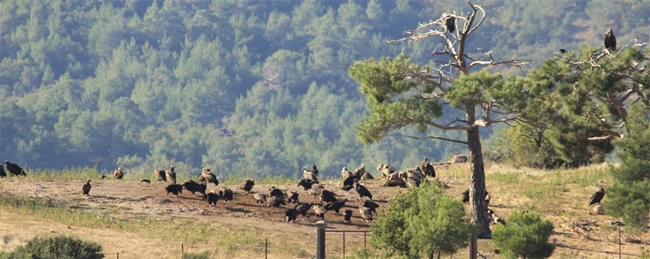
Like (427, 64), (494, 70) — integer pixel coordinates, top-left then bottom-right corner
(604, 103), (650, 230)
(485, 122), (565, 168)
(371, 183), (475, 258)
(5, 235), (103, 259)
(181, 252), (211, 259)
(492, 211), (555, 259)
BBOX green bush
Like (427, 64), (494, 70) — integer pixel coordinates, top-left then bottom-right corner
(371, 182), (475, 258)
(181, 251), (211, 259)
(485, 122), (565, 169)
(604, 103), (650, 230)
(492, 211), (555, 259)
(6, 235), (103, 259)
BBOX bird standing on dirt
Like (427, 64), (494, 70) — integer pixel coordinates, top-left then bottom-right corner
(4, 161), (26, 176)
(240, 179), (255, 194)
(166, 166), (176, 185)
(285, 208), (299, 223)
(82, 179), (92, 195)
(344, 209), (353, 223)
(113, 167), (124, 180)
(0, 166), (6, 177)
(353, 179), (372, 200)
(589, 186), (605, 206)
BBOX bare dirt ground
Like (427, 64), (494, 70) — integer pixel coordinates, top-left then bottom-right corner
(0, 164), (647, 258)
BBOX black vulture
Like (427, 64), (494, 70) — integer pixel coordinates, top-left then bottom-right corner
(113, 168), (124, 180)
(361, 200), (380, 214)
(589, 186), (605, 206)
(240, 179), (254, 194)
(268, 195), (286, 207)
(297, 179), (317, 191)
(422, 157), (436, 177)
(0, 166), (6, 177)
(219, 188), (234, 203)
(4, 161), (26, 176)
(286, 191), (299, 204)
(285, 208), (299, 223)
(207, 192), (220, 206)
(443, 14), (456, 33)
(311, 164), (319, 176)
(100, 175), (106, 179)
(354, 179), (372, 200)
(324, 199), (348, 214)
(141, 179), (151, 184)
(320, 190), (338, 203)
(253, 193), (267, 204)
(344, 209), (353, 223)
(559, 49), (567, 54)
(166, 166), (176, 184)
(269, 186), (284, 198)
(165, 184), (183, 196)
(82, 179), (92, 195)
(342, 174), (360, 191)
(604, 29), (616, 52)
(295, 202), (313, 216)
(182, 180), (207, 199)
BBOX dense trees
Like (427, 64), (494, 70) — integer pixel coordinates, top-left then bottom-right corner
(0, 0), (649, 178)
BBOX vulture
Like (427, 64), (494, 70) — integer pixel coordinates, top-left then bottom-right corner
(320, 190), (338, 204)
(324, 199), (348, 214)
(295, 202), (313, 216)
(359, 206), (373, 222)
(421, 157), (436, 177)
(589, 186), (605, 206)
(240, 179), (255, 194)
(443, 13), (456, 33)
(4, 161), (26, 176)
(285, 208), (299, 223)
(559, 49), (567, 54)
(268, 195), (286, 207)
(344, 209), (353, 223)
(269, 186), (284, 198)
(113, 168), (124, 180)
(297, 179), (317, 192)
(165, 184), (183, 196)
(141, 179), (151, 184)
(219, 188), (234, 203)
(604, 29), (616, 52)
(307, 184), (323, 196)
(361, 200), (380, 214)
(342, 174), (360, 191)
(100, 175), (106, 179)
(462, 189), (489, 204)
(302, 167), (319, 183)
(207, 192), (220, 206)
(82, 179), (92, 195)
(166, 166), (176, 184)
(182, 180), (207, 199)
(154, 169), (167, 182)
(341, 167), (353, 179)
(354, 179), (373, 200)
(197, 168), (219, 186)
(311, 164), (319, 176)
(253, 193), (268, 204)
(0, 166), (6, 177)
(313, 205), (326, 220)
(286, 190), (299, 204)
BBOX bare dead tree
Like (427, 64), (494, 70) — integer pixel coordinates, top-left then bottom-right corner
(384, 2), (530, 242)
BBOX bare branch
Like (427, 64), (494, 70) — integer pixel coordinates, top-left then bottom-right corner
(408, 135), (468, 145)
(425, 120), (472, 131)
(469, 50), (530, 69)
(587, 130), (624, 141)
(466, 3), (486, 35)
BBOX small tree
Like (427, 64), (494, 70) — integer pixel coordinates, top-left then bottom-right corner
(371, 183), (476, 258)
(8, 235), (104, 259)
(604, 103), (650, 229)
(492, 211), (555, 259)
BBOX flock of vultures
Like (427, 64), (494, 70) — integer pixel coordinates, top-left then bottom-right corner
(2, 156), (607, 225)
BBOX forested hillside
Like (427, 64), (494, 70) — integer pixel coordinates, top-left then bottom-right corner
(1, 0), (649, 178)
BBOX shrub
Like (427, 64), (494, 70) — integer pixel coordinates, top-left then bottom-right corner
(181, 251), (211, 259)
(492, 211), (555, 259)
(8, 235), (104, 259)
(371, 182), (475, 258)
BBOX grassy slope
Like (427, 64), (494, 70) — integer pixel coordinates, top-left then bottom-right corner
(0, 163), (645, 259)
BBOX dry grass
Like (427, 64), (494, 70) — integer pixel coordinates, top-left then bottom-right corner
(0, 163), (645, 259)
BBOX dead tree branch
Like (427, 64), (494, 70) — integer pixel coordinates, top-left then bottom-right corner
(408, 135), (468, 145)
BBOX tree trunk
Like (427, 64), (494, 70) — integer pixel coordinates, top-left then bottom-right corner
(467, 127), (491, 238)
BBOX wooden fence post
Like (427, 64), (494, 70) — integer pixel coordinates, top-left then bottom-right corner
(316, 220), (327, 259)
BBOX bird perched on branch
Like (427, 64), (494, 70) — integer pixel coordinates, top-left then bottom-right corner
(604, 29), (617, 52)
(442, 13), (456, 33)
